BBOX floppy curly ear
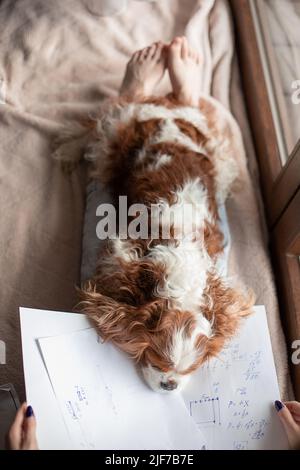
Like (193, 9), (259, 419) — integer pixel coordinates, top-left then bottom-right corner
(202, 274), (255, 360)
(78, 283), (150, 361)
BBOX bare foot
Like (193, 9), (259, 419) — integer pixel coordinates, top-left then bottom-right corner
(167, 36), (201, 107)
(120, 41), (166, 98)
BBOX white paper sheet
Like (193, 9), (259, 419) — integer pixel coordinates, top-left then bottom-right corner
(37, 327), (206, 450)
(181, 306), (288, 449)
(20, 307), (90, 449)
(20, 305), (288, 450)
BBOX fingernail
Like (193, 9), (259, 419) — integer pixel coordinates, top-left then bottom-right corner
(25, 405), (34, 418)
(275, 400), (284, 412)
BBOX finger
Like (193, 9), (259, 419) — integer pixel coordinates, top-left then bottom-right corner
(289, 412), (300, 422)
(10, 402), (27, 431)
(284, 401), (300, 414)
(7, 402), (27, 449)
(22, 405), (39, 450)
(276, 401), (298, 429)
(275, 401), (300, 449)
(284, 402), (300, 421)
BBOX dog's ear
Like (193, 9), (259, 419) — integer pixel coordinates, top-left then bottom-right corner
(201, 274), (255, 360)
(78, 280), (166, 362)
(78, 257), (167, 361)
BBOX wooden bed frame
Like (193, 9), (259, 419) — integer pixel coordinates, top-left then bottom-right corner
(230, 0), (300, 399)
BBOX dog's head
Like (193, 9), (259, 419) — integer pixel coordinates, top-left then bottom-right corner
(79, 256), (253, 393)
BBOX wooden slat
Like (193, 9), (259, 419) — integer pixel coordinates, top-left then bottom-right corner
(271, 191), (300, 399)
(229, 0), (282, 223)
(271, 140), (300, 225)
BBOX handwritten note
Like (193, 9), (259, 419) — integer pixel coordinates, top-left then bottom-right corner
(38, 328), (206, 450)
(181, 306), (288, 449)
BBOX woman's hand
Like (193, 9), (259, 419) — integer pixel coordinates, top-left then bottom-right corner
(275, 400), (300, 450)
(6, 403), (39, 450)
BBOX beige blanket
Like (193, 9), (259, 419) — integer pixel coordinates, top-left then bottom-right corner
(0, 0), (292, 400)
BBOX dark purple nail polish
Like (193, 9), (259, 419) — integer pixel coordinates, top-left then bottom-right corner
(275, 400), (284, 412)
(25, 405), (34, 418)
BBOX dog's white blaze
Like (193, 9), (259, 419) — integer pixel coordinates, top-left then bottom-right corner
(171, 329), (198, 371)
(170, 316), (213, 371)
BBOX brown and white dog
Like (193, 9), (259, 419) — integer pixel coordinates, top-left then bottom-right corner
(54, 95), (254, 393)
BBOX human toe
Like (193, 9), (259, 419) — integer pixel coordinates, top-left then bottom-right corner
(153, 41), (164, 60)
(181, 36), (189, 59)
(140, 47), (151, 61)
(169, 37), (182, 61)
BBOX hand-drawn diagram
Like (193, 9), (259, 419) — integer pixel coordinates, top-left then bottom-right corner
(183, 309), (288, 449)
(189, 396), (221, 426)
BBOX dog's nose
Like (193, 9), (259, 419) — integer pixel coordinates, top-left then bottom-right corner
(160, 380), (178, 391)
